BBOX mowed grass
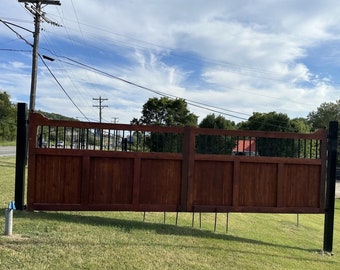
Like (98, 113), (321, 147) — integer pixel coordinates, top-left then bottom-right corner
(0, 157), (340, 269)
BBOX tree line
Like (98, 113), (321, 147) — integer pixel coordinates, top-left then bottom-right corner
(1, 90), (339, 143)
(131, 96), (338, 132)
(0, 91), (77, 143)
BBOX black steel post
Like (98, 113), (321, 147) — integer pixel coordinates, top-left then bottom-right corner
(323, 121), (338, 253)
(14, 103), (27, 210)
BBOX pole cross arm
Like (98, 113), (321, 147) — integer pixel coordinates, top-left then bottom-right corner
(18, 0), (61, 5)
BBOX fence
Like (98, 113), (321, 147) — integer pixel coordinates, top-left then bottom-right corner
(26, 112), (328, 214)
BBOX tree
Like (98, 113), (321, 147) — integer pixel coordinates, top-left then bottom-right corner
(239, 111), (291, 132)
(238, 112), (310, 157)
(131, 97), (197, 126)
(0, 91), (13, 119)
(289, 117), (311, 133)
(131, 97), (198, 152)
(0, 91), (16, 141)
(196, 114), (235, 154)
(199, 114), (235, 130)
(307, 100), (340, 130)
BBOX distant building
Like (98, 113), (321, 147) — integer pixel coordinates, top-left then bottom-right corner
(232, 139), (257, 156)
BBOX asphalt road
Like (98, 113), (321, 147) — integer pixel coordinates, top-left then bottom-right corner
(0, 146), (16, 157)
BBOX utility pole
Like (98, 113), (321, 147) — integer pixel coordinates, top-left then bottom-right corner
(93, 96), (108, 123)
(18, 0), (61, 112)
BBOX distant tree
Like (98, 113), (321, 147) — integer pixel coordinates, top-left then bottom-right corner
(199, 114), (235, 130)
(238, 112), (309, 157)
(289, 117), (311, 133)
(0, 91), (16, 141)
(196, 114), (235, 154)
(0, 91), (13, 119)
(36, 110), (79, 121)
(307, 100), (340, 130)
(131, 97), (198, 152)
(132, 97), (197, 126)
(239, 112), (291, 132)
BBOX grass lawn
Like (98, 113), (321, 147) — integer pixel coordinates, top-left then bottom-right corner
(0, 156), (339, 269)
(0, 141), (16, 147)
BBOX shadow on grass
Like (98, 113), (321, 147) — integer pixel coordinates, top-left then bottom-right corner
(12, 209), (323, 254)
(0, 160), (15, 168)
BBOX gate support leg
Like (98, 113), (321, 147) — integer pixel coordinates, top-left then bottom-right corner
(15, 103), (27, 211)
(323, 121), (338, 254)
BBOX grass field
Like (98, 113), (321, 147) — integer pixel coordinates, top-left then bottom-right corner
(0, 156), (339, 269)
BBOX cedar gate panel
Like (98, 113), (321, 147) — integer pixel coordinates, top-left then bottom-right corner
(27, 113), (327, 213)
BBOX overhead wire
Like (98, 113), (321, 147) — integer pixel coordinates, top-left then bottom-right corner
(0, 18), (33, 47)
(38, 54), (90, 121)
(50, 55), (269, 123)
(39, 32), (97, 115)
(2, 8), (315, 129)
(45, 11), (306, 83)
(0, 18), (91, 121)
(42, 11), (322, 110)
(0, 14), (306, 128)
(43, 51), (310, 129)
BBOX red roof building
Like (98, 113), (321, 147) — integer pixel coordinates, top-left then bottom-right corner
(232, 139), (257, 156)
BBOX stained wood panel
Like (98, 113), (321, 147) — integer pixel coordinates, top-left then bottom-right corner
(193, 160), (233, 206)
(281, 164), (321, 208)
(139, 159), (182, 205)
(89, 157), (134, 204)
(238, 162), (278, 207)
(34, 155), (82, 204)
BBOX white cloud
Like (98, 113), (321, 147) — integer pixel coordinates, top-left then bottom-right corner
(2, 1), (340, 124)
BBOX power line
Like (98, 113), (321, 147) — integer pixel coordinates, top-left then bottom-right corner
(0, 18), (33, 47)
(51, 54), (306, 129)
(0, 18), (90, 120)
(0, 19), (33, 34)
(39, 54), (90, 121)
(1, 9), (309, 128)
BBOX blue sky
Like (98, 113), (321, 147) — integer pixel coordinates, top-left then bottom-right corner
(1, 0), (340, 123)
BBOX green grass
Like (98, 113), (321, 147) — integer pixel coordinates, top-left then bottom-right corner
(0, 141), (16, 147)
(0, 156), (339, 269)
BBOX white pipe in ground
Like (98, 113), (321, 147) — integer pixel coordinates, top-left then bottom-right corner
(4, 208), (13, 236)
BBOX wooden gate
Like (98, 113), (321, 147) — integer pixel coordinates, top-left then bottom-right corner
(27, 112), (327, 213)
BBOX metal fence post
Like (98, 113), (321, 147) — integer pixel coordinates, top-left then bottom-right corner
(14, 103), (27, 210)
(323, 121), (338, 253)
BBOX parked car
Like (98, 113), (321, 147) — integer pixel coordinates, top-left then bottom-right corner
(57, 141), (64, 148)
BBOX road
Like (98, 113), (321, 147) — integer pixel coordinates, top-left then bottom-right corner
(0, 146), (16, 157)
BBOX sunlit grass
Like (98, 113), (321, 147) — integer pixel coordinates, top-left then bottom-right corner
(0, 156), (339, 269)
(0, 141), (16, 147)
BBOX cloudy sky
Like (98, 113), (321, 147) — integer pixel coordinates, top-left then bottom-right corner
(1, 1), (340, 123)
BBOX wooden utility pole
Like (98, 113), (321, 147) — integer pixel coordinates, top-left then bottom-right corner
(93, 96), (108, 123)
(18, 0), (61, 112)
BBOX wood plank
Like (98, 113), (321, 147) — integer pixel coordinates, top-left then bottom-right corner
(139, 159), (182, 205)
(281, 164), (321, 207)
(193, 160), (233, 206)
(89, 157), (134, 204)
(238, 162), (278, 207)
